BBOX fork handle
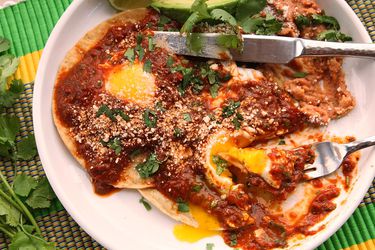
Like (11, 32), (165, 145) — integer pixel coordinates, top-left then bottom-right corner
(346, 136), (375, 155)
(301, 39), (375, 59)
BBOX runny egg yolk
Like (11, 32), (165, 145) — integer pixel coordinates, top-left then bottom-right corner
(223, 148), (268, 175)
(210, 136), (269, 176)
(173, 205), (221, 243)
(105, 62), (156, 105)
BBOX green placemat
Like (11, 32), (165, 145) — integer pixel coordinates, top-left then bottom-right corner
(0, 0), (374, 249)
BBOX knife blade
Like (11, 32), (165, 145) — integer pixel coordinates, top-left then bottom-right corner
(153, 31), (375, 64)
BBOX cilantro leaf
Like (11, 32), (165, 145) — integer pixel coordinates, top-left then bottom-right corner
(9, 231), (56, 250)
(183, 113), (192, 122)
(236, 0), (266, 22)
(312, 14), (340, 30)
(293, 72), (308, 78)
(136, 44), (145, 61)
(0, 54), (19, 79)
(158, 15), (172, 27)
(0, 80), (25, 108)
(210, 84), (220, 98)
(16, 134), (37, 160)
(143, 59), (152, 73)
(210, 9), (237, 26)
(206, 243), (215, 250)
(232, 113), (243, 130)
(212, 155), (228, 175)
(0, 115), (20, 145)
(229, 233), (238, 246)
(0, 37), (10, 53)
(143, 109), (157, 128)
(26, 177), (56, 209)
(295, 15), (311, 29)
(181, 12), (204, 34)
(0, 196), (21, 227)
(222, 100), (240, 118)
(139, 197), (152, 211)
(136, 153), (160, 178)
(148, 36), (155, 51)
(187, 33), (203, 53)
(124, 48), (135, 62)
(177, 198), (190, 212)
(216, 34), (241, 50)
(192, 184), (202, 192)
(317, 30), (352, 42)
(241, 15), (282, 35)
(13, 173), (38, 197)
(107, 138), (122, 155)
(191, 0), (210, 18)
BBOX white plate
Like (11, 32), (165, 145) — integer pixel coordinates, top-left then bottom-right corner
(33, 1), (375, 249)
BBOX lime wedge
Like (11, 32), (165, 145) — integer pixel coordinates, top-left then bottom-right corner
(108, 0), (151, 10)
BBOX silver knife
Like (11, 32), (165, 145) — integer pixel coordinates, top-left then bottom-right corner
(153, 31), (375, 64)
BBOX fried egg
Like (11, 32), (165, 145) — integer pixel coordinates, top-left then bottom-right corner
(104, 61), (156, 106)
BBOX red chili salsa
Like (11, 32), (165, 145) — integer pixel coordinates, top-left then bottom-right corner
(54, 6), (358, 250)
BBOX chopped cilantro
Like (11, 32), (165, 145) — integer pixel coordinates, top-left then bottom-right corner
(229, 233), (238, 247)
(124, 48), (135, 62)
(212, 155), (228, 175)
(139, 197), (152, 211)
(96, 105), (115, 121)
(148, 36), (155, 51)
(183, 113), (192, 122)
(241, 14), (282, 35)
(192, 184), (202, 192)
(211, 9), (237, 26)
(278, 139), (286, 145)
(97, 105), (129, 122)
(177, 198), (190, 213)
(174, 127), (183, 138)
(158, 15), (172, 27)
(136, 153), (160, 178)
(222, 100), (241, 118)
(187, 33), (203, 53)
(143, 109), (157, 128)
(143, 59), (152, 73)
(136, 44), (145, 61)
(210, 84), (220, 98)
(136, 34), (143, 45)
(113, 109), (130, 122)
(103, 138), (122, 155)
(293, 72), (308, 78)
(217, 34), (242, 50)
(232, 113), (243, 130)
(312, 14), (340, 30)
(206, 243), (215, 250)
(295, 15), (311, 29)
(166, 56), (174, 67)
(317, 30), (352, 42)
(155, 101), (166, 112)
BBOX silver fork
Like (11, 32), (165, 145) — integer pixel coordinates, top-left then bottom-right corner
(304, 136), (375, 179)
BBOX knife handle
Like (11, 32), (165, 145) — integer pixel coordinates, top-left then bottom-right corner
(300, 39), (375, 59)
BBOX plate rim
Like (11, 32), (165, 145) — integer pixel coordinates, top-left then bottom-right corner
(32, 0), (374, 249)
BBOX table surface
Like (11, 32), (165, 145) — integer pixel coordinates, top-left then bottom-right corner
(0, 0), (374, 249)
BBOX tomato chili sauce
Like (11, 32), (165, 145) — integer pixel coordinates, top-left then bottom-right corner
(53, 6), (359, 250)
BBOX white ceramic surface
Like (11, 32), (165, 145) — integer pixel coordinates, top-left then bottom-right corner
(33, 1), (375, 249)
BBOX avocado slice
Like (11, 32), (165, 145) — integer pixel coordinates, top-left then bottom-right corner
(151, 0), (239, 23)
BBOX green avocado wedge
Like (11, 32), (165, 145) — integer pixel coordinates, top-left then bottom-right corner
(151, 0), (239, 23)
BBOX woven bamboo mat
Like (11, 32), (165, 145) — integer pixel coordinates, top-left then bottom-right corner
(0, 0), (373, 249)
